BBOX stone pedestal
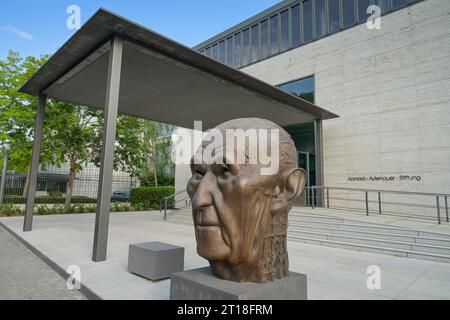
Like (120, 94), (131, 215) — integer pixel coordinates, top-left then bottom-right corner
(128, 242), (184, 280)
(170, 267), (307, 300)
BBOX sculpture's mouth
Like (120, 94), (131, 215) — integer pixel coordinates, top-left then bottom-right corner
(194, 207), (220, 227)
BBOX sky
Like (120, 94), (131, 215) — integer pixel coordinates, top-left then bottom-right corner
(0, 0), (281, 60)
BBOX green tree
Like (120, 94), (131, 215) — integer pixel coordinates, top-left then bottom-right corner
(91, 115), (146, 178)
(1, 51), (174, 208)
(50, 102), (101, 210)
(91, 116), (174, 187)
(0, 51), (101, 208)
(138, 121), (174, 187)
(0, 51), (47, 172)
(0, 51), (65, 195)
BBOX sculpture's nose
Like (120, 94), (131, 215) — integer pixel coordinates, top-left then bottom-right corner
(192, 172), (214, 209)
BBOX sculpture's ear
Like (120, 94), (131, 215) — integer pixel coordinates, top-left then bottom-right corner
(271, 168), (306, 213)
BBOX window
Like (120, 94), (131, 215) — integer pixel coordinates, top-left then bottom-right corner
(226, 37), (233, 66)
(261, 19), (269, 59)
(197, 0), (424, 68)
(392, 0), (408, 9)
(219, 40), (225, 63)
(375, 0), (390, 13)
(235, 32), (242, 68)
(315, 0), (327, 38)
(278, 75), (316, 188)
(291, 4), (301, 47)
(270, 15), (279, 55)
(212, 44), (218, 60)
(342, 0), (356, 28)
(278, 76), (315, 103)
(242, 28), (250, 66)
(281, 10), (290, 52)
(302, 0), (313, 43)
(329, 0), (341, 33)
(251, 24), (260, 63)
(358, 0), (372, 22)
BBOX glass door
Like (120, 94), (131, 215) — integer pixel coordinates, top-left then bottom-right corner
(297, 151), (310, 206)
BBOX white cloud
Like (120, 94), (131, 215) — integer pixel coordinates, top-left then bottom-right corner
(2, 25), (34, 41)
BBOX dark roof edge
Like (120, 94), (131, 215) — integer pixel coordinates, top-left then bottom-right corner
(19, 8), (112, 96)
(19, 8), (338, 121)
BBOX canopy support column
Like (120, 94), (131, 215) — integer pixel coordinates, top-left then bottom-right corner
(92, 35), (123, 262)
(23, 94), (46, 232)
(314, 119), (324, 207)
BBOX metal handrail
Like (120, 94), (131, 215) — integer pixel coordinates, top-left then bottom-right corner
(160, 190), (191, 220)
(304, 186), (449, 225)
(160, 190), (188, 211)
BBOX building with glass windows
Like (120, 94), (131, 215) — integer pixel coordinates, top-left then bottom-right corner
(175, 0), (450, 205)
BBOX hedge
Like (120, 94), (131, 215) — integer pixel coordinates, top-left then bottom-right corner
(3, 196), (97, 205)
(130, 186), (175, 209)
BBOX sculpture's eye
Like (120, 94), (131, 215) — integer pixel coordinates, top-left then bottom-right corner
(219, 164), (231, 179)
(195, 170), (205, 179)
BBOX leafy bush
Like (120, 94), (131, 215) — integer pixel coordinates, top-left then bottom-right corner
(133, 203), (145, 211)
(85, 205), (97, 213)
(158, 174), (175, 186)
(36, 205), (49, 215)
(109, 202), (137, 212)
(111, 202), (120, 212)
(48, 191), (63, 197)
(139, 172), (175, 187)
(48, 206), (57, 215)
(76, 204), (86, 213)
(0, 203), (20, 216)
(130, 186), (175, 209)
(53, 205), (66, 214)
(3, 196), (97, 205)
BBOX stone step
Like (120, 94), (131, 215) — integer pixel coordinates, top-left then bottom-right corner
(291, 210), (404, 226)
(290, 214), (450, 240)
(289, 218), (420, 236)
(165, 209), (450, 262)
(287, 229), (450, 256)
(287, 235), (450, 264)
(288, 224), (450, 247)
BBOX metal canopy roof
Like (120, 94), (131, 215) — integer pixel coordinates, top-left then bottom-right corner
(20, 8), (338, 130)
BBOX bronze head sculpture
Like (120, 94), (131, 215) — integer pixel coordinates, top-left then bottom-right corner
(187, 118), (306, 283)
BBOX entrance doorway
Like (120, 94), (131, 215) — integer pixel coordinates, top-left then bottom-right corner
(297, 151), (316, 206)
(283, 122), (317, 207)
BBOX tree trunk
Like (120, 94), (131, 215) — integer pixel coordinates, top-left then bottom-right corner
(153, 169), (158, 187)
(153, 144), (158, 187)
(65, 157), (76, 211)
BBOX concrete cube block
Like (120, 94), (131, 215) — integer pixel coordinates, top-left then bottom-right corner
(128, 242), (184, 280)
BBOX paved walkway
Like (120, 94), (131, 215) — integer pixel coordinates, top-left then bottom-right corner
(1, 211), (450, 300)
(0, 224), (86, 300)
